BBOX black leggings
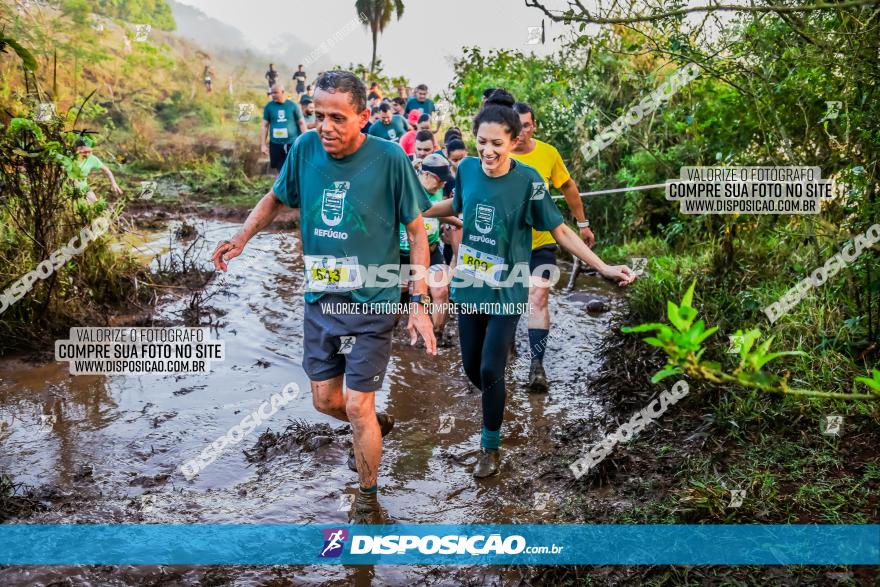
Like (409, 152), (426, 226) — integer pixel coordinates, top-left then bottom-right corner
(457, 313), (521, 431)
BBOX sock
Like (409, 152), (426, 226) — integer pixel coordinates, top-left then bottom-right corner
(359, 484), (378, 494)
(481, 427), (501, 450)
(528, 328), (550, 362)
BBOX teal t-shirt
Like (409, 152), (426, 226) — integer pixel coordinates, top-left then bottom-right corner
(399, 189), (443, 253)
(368, 115), (408, 142)
(76, 154), (103, 192)
(404, 97), (435, 117)
(263, 100), (303, 144)
(450, 157), (564, 313)
(272, 133), (432, 304)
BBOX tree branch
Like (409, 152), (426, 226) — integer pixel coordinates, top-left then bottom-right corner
(525, 0), (880, 25)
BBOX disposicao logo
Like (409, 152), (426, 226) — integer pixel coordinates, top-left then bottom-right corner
(320, 528), (348, 558)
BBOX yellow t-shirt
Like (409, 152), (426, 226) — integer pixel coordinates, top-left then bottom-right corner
(509, 139), (571, 249)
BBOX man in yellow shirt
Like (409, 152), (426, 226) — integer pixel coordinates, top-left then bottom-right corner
(509, 102), (595, 392)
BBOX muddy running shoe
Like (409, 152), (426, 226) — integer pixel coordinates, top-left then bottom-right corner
(527, 359), (549, 393)
(347, 412), (395, 472)
(473, 448), (501, 478)
(349, 491), (386, 525)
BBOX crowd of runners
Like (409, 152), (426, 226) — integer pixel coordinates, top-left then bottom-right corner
(210, 70), (637, 524)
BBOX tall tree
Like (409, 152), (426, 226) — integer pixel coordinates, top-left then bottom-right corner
(355, 0), (404, 75)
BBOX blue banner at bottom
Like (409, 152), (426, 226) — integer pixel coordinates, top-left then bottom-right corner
(0, 524), (877, 565)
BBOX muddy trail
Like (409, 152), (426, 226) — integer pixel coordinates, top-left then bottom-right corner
(0, 218), (629, 586)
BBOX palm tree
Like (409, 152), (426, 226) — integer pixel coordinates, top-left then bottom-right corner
(355, 0), (404, 75)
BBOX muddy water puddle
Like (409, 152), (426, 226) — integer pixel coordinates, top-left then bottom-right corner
(0, 219), (625, 585)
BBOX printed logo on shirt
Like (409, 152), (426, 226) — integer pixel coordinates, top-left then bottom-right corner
(321, 181), (349, 229)
(388, 129), (398, 140)
(277, 110), (288, 123)
(530, 182), (548, 200)
(475, 204), (495, 235)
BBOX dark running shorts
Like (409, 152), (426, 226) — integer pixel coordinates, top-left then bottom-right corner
(269, 142), (291, 171)
(529, 244), (558, 280)
(302, 294), (397, 392)
(400, 245), (445, 270)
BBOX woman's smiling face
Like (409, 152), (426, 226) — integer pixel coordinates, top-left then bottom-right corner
(476, 122), (516, 173)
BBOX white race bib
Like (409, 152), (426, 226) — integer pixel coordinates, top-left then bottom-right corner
(304, 255), (363, 292)
(457, 244), (505, 286)
(272, 128), (289, 139)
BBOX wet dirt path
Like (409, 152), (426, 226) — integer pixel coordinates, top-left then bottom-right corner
(0, 219), (626, 585)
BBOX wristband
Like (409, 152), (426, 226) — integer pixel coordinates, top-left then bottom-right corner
(577, 220), (591, 228)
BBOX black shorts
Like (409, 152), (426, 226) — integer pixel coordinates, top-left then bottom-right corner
(269, 142), (291, 171)
(529, 244), (558, 280)
(400, 245), (444, 269)
(302, 294), (397, 392)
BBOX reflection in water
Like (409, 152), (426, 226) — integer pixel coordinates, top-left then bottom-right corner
(0, 219), (624, 584)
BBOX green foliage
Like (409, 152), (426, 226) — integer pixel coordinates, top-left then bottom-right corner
(855, 369), (880, 393)
(0, 30), (37, 71)
(64, 0), (176, 30)
(623, 281), (877, 400)
(154, 90), (215, 130)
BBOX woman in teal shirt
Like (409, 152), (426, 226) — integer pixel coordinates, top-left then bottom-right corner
(425, 90), (636, 478)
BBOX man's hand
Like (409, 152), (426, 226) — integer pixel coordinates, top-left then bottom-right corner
(111, 183), (123, 195)
(407, 304), (437, 355)
(212, 234), (247, 272)
(599, 264), (637, 287)
(580, 226), (596, 248)
(260, 144), (269, 157)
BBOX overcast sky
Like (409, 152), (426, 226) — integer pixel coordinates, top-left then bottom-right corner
(174, 0), (572, 93)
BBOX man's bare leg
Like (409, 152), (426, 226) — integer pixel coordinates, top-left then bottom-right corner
(345, 389), (381, 489)
(311, 375), (348, 421)
(311, 376), (382, 488)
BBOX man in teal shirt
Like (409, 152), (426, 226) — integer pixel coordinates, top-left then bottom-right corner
(368, 103), (407, 142)
(404, 83), (435, 117)
(214, 72), (436, 524)
(261, 84), (307, 176)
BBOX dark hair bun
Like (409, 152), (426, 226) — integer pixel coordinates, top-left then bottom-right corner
(485, 89), (515, 108)
(445, 138), (466, 152)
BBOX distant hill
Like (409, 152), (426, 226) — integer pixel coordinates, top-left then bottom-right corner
(167, 0), (320, 88)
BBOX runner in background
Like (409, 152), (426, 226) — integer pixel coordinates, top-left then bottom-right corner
(369, 82), (383, 100)
(73, 136), (123, 204)
(203, 64), (213, 93)
(214, 71), (436, 524)
(399, 110), (422, 155)
(300, 95), (316, 129)
(404, 84), (435, 117)
(423, 91), (635, 479)
(509, 101), (594, 393)
(265, 63), (279, 92)
(397, 85), (409, 100)
(398, 154), (461, 344)
(368, 103), (407, 142)
(439, 127), (466, 262)
(410, 130), (439, 168)
(293, 64), (307, 97)
(391, 97), (406, 116)
(261, 84), (307, 177)
(361, 106), (380, 134)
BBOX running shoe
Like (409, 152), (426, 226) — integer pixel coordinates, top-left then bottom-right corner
(473, 448), (501, 478)
(349, 491), (386, 524)
(527, 359), (549, 393)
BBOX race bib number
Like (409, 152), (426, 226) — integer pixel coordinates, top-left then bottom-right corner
(424, 217), (439, 238)
(457, 244), (505, 286)
(272, 128), (289, 139)
(304, 255), (363, 292)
